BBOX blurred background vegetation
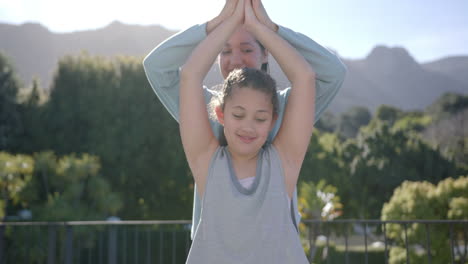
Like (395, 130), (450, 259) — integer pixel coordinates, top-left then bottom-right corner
(1, 50), (467, 221)
(1, 51), (467, 263)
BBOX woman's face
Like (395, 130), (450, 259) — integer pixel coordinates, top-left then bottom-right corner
(219, 27), (268, 79)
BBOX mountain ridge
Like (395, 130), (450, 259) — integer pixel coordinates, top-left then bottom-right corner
(1, 21), (467, 113)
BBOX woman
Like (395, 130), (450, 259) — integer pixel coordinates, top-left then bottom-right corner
(143, 0), (346, 239)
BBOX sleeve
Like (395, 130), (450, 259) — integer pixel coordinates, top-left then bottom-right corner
(143, 23), (207, 121)
(277, 25), (347, 124)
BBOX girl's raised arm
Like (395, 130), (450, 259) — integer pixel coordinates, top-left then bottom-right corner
(179, 0), (244, 191)
(245, 0), (316, 197)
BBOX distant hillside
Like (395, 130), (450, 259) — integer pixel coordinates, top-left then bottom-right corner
(1, 22), (467, 113)
(330, 46), (468, 112)
(0, 21), (176, 89)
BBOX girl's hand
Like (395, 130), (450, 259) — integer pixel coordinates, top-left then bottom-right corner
(207, 0), (240, 34)
(231, 0), (245, 24)
(252, 0), (278, 32)
(244, 0), (262, 32)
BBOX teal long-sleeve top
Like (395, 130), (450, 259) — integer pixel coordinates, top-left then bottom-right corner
(143, 23), (347, 239)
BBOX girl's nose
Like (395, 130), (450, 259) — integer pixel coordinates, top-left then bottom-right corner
(241, 120), (255, 134)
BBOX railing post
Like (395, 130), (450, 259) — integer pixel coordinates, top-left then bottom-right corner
(47, 225), (57, 264)
(146, 228), (151, 264)
(108, 225), (117, 264)
(450, 223), (455, 264)
(172, 230), (176, 264)
(364, 222), (368, 264)
(383, 222), (388, 264)
(344, 224), (349, 264)
(160, 230), (164, 264)
(64, 225), (73, 264)
(425, 223), (432, 264)
(404, 223), (409, 264)
(0, 225), (5, 264)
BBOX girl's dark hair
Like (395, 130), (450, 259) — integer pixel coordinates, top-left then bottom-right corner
(209, 68), (279, 146)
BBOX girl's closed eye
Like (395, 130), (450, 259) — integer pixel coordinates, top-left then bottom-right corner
(221, 50), (232, 55)
(243, 49), (253, 53)
(233, 113), (244, 119)
(256, 118), (267, 122)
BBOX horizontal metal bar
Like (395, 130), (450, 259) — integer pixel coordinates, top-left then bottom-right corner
(2, 219), (468, 226)
(302, 219), (468, 224)
(0, 220), (192, 226)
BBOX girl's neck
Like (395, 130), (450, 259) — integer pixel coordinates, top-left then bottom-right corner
(227, 146), (259, 163)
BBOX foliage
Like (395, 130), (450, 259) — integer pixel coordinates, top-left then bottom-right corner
(381, 176), (468, 264)
(26, 53), (192, 219)
(310, 244), (385, 264)
(336, 106), (372, 139)
(426, 92), (468, 121)
(0, 52), (23, 152)
(423, 109), (468, 168)
(0, 152), (33, 219)
(2, 151), (122, 263)
(337, 122), (460, 218)
(298, 179), (343, 260)
(18, 151), (122, 221)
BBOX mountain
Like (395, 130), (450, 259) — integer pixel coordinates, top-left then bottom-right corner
(0, 21), (176, 89)
(330, 46), (468, 112)
(1, 22), (467, 113)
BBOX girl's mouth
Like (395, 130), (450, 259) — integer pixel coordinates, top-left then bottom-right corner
(238, 135), (256, 144)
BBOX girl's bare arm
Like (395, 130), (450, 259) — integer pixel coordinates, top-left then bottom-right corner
(245, 0), (316, 197)
(179, 0), (245, 192)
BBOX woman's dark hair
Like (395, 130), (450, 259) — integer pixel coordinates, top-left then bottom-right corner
(256, 40), (269, 72)
(209, 68), (278, 145)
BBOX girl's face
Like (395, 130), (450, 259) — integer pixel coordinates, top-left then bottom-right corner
(219, 27), (268, 79)
(216, 87), (276, 158)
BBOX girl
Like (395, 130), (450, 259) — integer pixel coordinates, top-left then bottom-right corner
(179, 0), (314, 262)
(143, 0), (346, 239)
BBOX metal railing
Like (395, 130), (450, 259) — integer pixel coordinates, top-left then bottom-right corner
(1, 219), (467, 264)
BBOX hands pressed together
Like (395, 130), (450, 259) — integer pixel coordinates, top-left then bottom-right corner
(207, 0), (278, 34)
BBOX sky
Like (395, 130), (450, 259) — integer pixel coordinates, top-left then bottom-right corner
(1, 0), (467, 63)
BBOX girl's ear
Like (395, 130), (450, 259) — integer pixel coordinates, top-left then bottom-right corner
(215, 106), (225, 125)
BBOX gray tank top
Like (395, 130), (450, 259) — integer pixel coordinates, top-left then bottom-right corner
(186, 145), (309, 264)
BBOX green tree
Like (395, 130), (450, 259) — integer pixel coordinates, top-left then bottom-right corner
(0, 52), (23, 152)
(0, 152), (33, 219)
(381, 176), (468, 264)
(336, 106), (372, 139)
(298, 180), (343, 260)
(426, 92), (468, 121)
(3, 151), (122, 263)
(37, 54), (191, 219)
(338, 122), (460, 218)
(18, 151), (122, 220)
(371, 104), (403, 128)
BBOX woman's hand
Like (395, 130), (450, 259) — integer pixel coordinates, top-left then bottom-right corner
(207, 0), (240, 34)
(252, 0), (278, 32)
(244, 0), (264, 33)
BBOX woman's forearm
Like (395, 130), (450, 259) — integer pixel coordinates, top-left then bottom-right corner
(248, 23), (315, 86)
(182, 14), (242, 83)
